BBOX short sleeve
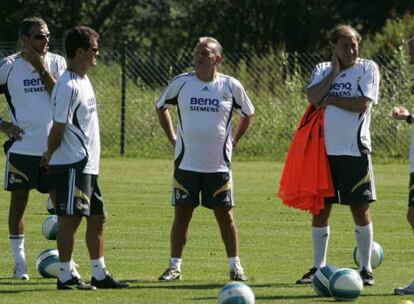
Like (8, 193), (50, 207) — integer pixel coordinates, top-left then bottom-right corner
(229, 77), (254, 117)
(51, 79), (77, 124)
(0, 58), (12, 87)
(156, 74), (187, 109)
(358, 61), (380, 104)
(307, 62), (332, 89)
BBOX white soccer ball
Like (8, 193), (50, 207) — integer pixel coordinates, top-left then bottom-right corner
(329, 268), (363, 301)
(36, 248), (60, 278)
(312, 265), (338, 297)
(353, 241), (384, 268)
(42, 215), (58, 240)
(44, 196), (56, 214)
(217, 282), (255, 304)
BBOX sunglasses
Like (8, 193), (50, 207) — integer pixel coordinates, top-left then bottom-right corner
(90, 47), (99, 55)
(33, 33), (51, 40)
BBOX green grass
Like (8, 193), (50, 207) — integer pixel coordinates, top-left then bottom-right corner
(0, 158), (413, 303)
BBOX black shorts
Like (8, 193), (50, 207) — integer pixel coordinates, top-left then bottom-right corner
(52, 168), (105, 216)
(4, 152), (50, 193)
(408, 173), (414, 207)
(172, 168), (234, 209)
(325, 154), (376, 205)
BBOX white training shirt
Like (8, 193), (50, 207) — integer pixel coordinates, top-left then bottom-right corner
(308, 58), (380, 156)
(156, 72), (255, 173)
(49, 70), (100, 175)
(0, 52), (66, 155)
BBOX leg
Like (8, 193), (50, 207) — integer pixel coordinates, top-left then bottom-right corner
(57, 215), (82, 262)
(171, 205), (194, 258)
(351, 202), (374, 285)
(86, 214), (106, 260)
(213, 206), (238, 258)
(297, 204), (332, 284)
(312, 204), (332, 268)
(9, 188), (30, 279)
(407, 207), (414, 230)
(9, 188), (30, 235)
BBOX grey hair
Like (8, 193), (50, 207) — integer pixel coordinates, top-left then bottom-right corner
(19, 16), (47, 38)
(198, 37), (223, 55)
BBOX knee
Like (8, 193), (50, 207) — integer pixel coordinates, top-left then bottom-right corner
(407, 210), (414, 229)
(215, 208), (235, 226)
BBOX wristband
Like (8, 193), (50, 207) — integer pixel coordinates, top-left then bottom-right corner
(0, 117), (3, 125)
(407, 115), (413, 124)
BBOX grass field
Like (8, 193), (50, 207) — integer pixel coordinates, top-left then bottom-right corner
(0, 158), (413, 303)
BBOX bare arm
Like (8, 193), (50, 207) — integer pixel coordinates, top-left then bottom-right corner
(21, 47), (57, 94)
(324, 96), (371, 113)
(307, 55), (341, 105)
(156, 106), (176, 146)
(0, 120), (23, 140)
(233, 114), (254, 147)
(40, 122), (65, 166)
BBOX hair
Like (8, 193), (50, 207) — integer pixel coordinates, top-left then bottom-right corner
(197, 36), (223, 55)
(19, 16), (47, 38)
(329, 24), (361, 44)
(64, 26), (99, 58)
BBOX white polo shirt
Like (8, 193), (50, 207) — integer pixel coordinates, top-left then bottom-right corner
(308, 58), (380, 156)
(0, 52), (66, 155)
(156, 72), (254, 173)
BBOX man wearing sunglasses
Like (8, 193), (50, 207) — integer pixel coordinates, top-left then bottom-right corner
(42, 26), (128, 290)
(0, 16), (66, 280)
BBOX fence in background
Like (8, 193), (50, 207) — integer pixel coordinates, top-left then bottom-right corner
(0, 45), (413, 160)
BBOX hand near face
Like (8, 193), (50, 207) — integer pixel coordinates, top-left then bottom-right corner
(21, 45), (46, 72)
(330, 53), (341, 76)
(392, 106), (410, 120)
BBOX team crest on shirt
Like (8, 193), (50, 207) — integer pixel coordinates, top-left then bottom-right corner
(223, 92), (231, 101)
(9, 173), (22, 184)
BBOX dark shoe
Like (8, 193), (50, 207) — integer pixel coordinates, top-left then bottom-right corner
(296, 267), (317, 284)
(158, 267), (181, 281)
(360, 267), (375, 286)
(57, 276), (96, 290)
(91, 273), (129, 289)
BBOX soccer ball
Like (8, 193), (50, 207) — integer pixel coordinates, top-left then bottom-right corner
(217, 282), (255, 304)
(329, 268), (363, 301)
(44, 196), (55, 214)
(312, 265), (338, 297)
(353, 241), (384, 268)
(42, 215), (58, 240)
(36, 248), (60, 278)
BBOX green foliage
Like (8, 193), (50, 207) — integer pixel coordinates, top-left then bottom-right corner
(362, 14), (414, 58)
(0, 158), (412, 303)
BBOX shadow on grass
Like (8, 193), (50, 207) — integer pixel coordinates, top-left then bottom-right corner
(192, 293), (400, 302)
(125, 281), (295, 290)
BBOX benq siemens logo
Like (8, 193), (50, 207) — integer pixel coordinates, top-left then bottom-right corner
(329, 82), (353, 97)
(190, 97), (220, 113)
(23, 78), (47, 93)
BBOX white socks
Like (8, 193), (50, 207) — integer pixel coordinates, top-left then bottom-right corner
(312, 226), (330, 269)
(10, 234), (26, 266)
(91, 257), (107, 280)
(228, 257), (243, 270)
(58, 261), (73, 283)
(169, 257), (182, 270)
(355, 223), (373, 272)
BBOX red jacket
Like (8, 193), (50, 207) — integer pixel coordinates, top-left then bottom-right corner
(278, 105), (334, 215)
